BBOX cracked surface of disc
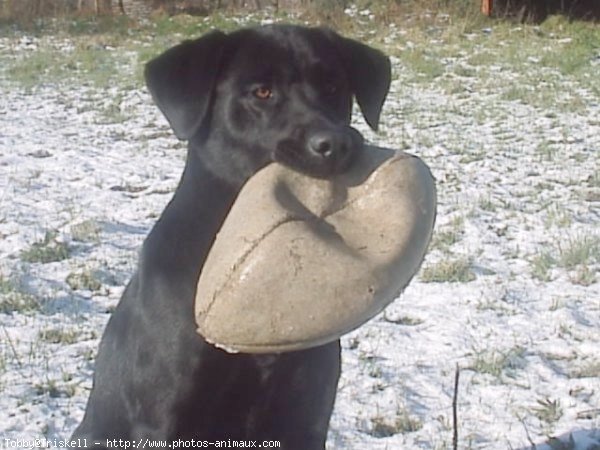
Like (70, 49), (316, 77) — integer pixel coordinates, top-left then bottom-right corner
(195, 147), (436, 353)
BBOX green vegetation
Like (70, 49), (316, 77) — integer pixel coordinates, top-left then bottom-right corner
(470, 346), (527, 379)
(370, 405), (423, 437)
(38, 327), (81, 345)
(532, 397), (563, 426)
(1, 0), (597, 99)
(20, 231), (70, 264)
(421, 257), (476, 283)
(66, 269), (103, 292)
(71, 219), (102, 243)
(0, 4), (598, 446)
(531, 233), (599, 285)
(0, 276), (40, 314)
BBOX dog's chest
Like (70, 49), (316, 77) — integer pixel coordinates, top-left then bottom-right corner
(251, 354), (279, 384)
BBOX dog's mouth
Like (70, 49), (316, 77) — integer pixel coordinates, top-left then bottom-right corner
(273, 127), (364, 179)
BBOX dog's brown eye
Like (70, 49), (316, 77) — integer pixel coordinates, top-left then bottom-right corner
(253, 86), (273, 100)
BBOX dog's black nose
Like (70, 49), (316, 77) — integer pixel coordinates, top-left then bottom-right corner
(308, 131), (343, 158)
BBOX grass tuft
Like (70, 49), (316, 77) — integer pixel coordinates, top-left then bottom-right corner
(66, 269), (102, 292)
(533, 397), (563, 425)
(530, 234), (599, 285)
(369, 405), (422, 437)
(71, 219), (101, 243)
(38, 327), (80, 345)
(0, 276), (41, 314)
(470, 347), (527, 379)
(20, 231), (71, 264)
(558, 234), (600, 269)
(421, 257), (476, 283)
(531, 251), (556, 282)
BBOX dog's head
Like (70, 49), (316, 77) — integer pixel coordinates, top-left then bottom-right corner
(145, 25), (391, 181)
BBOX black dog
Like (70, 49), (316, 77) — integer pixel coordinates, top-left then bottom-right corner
(72, 25), (390, 449)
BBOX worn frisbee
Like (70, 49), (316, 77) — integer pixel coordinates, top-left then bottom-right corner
(195, 146), (436, 353)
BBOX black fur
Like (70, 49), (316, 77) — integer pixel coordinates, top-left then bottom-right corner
(72, 24), (391, 449)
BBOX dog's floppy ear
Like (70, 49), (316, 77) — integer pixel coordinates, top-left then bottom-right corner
(144, 31), (227, 140)
(326, 30), (391, 131)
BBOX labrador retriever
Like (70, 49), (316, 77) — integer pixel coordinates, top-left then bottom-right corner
(72, 24), (391, 449)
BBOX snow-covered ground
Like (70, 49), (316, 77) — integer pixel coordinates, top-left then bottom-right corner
(0, 14), (598, 450)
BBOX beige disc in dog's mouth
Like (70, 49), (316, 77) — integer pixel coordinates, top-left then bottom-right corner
(195, 146), (436, 353)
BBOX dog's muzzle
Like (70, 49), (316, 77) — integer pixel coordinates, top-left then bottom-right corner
(275, 126), (364, 178)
